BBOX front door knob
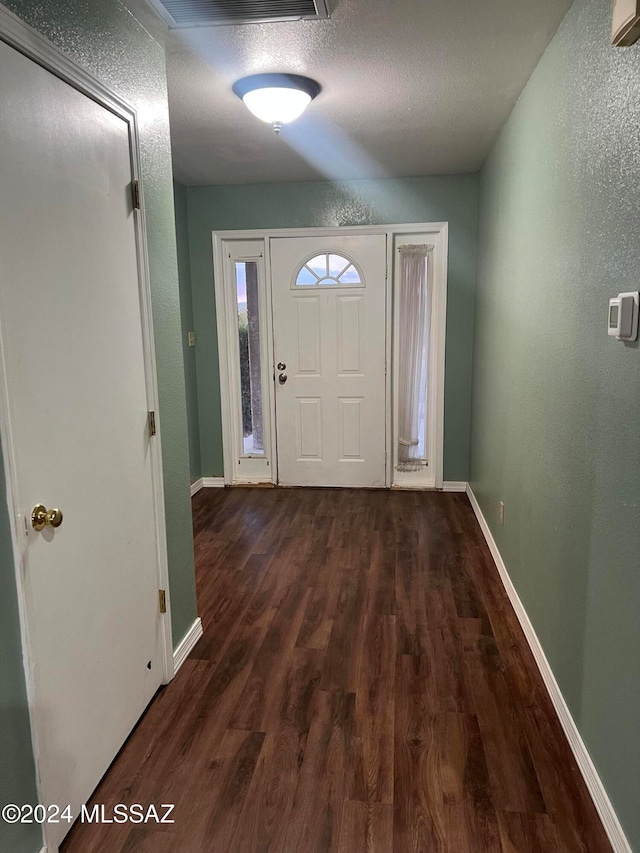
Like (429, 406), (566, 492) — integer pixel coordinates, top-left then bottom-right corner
(31, 504), (64, 531)
(278, 373), (288, 384)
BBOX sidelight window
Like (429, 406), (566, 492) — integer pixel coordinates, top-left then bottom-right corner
(396, 244), (430, 472)
(234, 261), (264, 455)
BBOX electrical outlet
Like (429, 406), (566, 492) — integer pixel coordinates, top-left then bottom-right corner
(188, 331), (196, 347)
(499, 501), (505, 525)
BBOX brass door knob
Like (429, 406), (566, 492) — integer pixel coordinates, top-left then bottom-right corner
(31, 504), (64, 531)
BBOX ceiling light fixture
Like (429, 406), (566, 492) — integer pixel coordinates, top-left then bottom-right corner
(232, 73), (321, 135)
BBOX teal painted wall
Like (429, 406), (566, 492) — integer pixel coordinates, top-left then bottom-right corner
(470, 0), (640, 847)
(174, 183), (202, 481)
(186, 175), (478, 480)
(0, 4), (197, 850)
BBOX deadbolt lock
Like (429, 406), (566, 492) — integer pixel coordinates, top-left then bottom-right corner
(31, 504), (64, 532)
(277, 362), (286, 371)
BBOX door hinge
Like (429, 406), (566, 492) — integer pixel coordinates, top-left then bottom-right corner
(148, 411), (156, 437)
(131, 180), (141, 210)
(158, 589), (167, 614)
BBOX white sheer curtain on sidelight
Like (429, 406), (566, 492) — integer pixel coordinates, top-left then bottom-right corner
(397, 244), (431, 471)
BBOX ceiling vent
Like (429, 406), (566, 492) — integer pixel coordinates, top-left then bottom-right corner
(149, 0), (330, 28)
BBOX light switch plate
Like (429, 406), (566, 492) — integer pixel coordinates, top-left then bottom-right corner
(608, 292), (639, 341)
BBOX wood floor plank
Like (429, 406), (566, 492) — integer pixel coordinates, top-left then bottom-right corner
(226, 729), (299, 853)
(395, 544), (430, 655)
(356, 613), (396, 803)
(181, 728), (265, 852)
(497, 811), (563, 853)
(295, 549), (343, 650)
(337, 801), (393, 853)
(393, 708), (445, 851)
(61, 488), (613, 853)
(320, 546), (370, 692)
(281, 689), (357, 852)
(145, 625), (269, 816)
(463, 642), (548, 814)
(190, 553), (271, 663)
(119, 829), (181, 853)
(227, 585), (312, 731)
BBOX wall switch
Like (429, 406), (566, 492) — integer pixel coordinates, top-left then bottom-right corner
(499, 501), (505, 525)
(608, 292), (639, 341)
(188, 331), (196, 347)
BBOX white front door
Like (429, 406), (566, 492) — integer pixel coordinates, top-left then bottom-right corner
(0, 41), (164, 849)
(271, 235), (387, 487)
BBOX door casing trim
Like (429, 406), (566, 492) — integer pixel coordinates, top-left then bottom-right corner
(0, 7), (174, 850)
(212, 223), (448, 490)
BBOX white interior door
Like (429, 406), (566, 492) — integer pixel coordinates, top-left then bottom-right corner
(0, 40), (164, 849)
(271, 234), (387, 487)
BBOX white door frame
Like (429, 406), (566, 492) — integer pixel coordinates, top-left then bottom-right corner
(391, 232), (445, 489)
(214, 239), (277, 485)
(213, 222), (448, 490)
(0, 7), (173, 849)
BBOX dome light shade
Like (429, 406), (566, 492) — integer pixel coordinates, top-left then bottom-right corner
(242, 88), (311, 124)
(232, 74), (321, 134)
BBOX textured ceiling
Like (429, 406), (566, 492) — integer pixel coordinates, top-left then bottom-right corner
(163, 0), (572, 186)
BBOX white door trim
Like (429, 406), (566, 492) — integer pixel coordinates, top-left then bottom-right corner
(213, 238), (276, 485)
(212, 235), (235, 486)
(391, 231), (447, 489)
(213, 223), (448, 490)
(0, 7), (173, 849)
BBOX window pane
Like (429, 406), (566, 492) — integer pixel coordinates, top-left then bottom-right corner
(235, 262), (264, 455)
(328, 253), (350, 277)
(307, 255), (327, 277)
(339, 264), (361, 284)
(295, 254), (363, 288)
(396, 250), (429, 470)
(296, 266), (317, 286)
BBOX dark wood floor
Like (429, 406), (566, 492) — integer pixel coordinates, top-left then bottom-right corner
(62, 488), (611, 852)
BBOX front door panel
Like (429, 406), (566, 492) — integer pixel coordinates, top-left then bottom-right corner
(271, 235), (387, 487)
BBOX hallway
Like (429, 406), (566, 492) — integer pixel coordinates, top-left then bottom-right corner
(62, 488), (611, 852)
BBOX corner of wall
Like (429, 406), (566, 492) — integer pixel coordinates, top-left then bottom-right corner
(174, 182), (202, 482)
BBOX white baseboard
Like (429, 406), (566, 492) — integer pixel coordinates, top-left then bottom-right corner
(172, 617), (203, 675)
(465, 484), (631, 853)
(194, 478), (467, 494)
(190, 477), (225, 496)
(442, 480), (468, 492)
(203, 476), (225, 488)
